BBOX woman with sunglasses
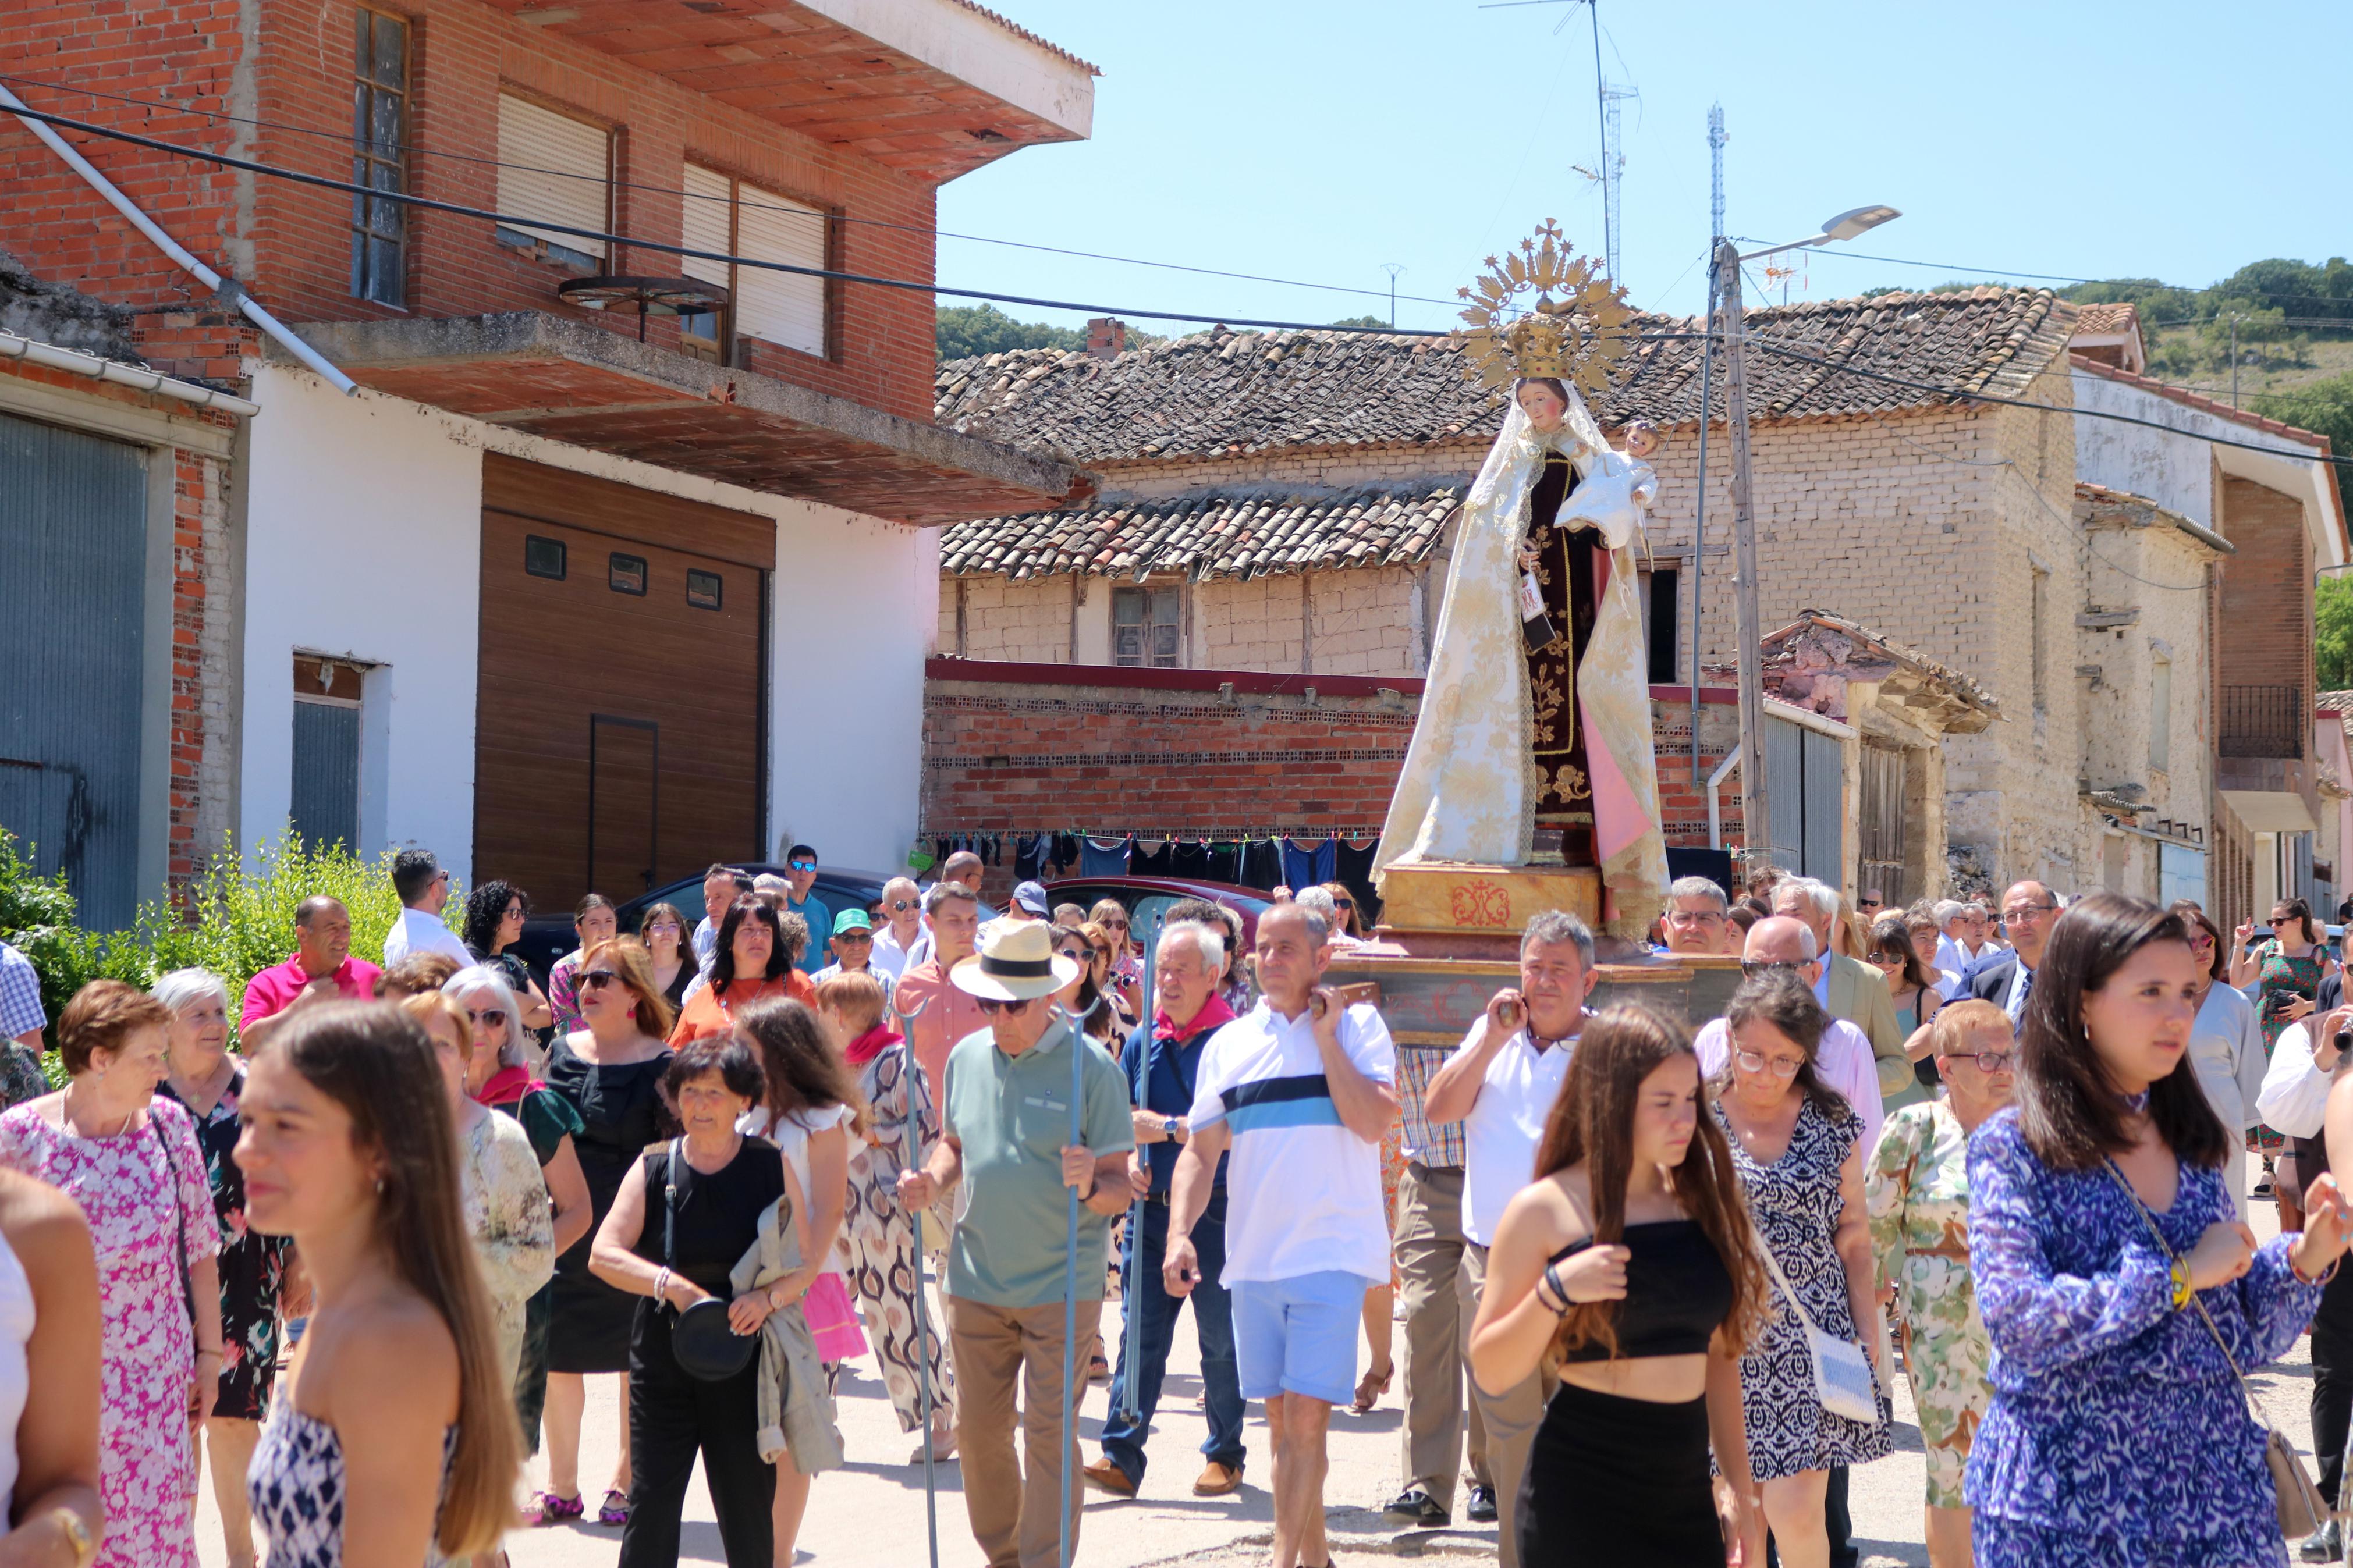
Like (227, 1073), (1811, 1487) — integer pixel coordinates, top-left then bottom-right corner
(445, 965), (594, 1469)
(1087, 900), (1146, 1021)
(1867, 915), (1942, 1113)
(1712, 969), (1890, 1567)
(540, 937), (677, 1530)
(462, 879), (555, 1051)
(2172, 902), (2269, 1217)
(1865, 999), (2014, 1568)
(1052, 926), (1123, 1049)
(1079, 922), (1140, 1039)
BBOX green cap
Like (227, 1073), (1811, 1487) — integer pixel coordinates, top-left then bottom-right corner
(832, 908), (875, 937)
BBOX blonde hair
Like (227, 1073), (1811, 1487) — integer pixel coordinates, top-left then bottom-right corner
(813, 969), (886, 1032)
(584, 937), (676, 1039)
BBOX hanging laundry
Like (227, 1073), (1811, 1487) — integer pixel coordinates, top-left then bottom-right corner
(1053, 832), (1082, 876)
(1236, 840), (1286, 891)
(1170, 840), (1212, 881)
(1282, 837), (1337, 890)
(1080, 835), (1134, 877)
(1014, 832), (1050, 881)
(1333, 837), (1381, 923)
(1133, 838), (1174, 877)
(1203, 841), (1243, 884)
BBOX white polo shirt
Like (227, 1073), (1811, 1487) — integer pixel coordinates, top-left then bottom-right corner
(1459, 1014), (1580, 1247)
(383, 906), (471, 968)
(1189, 999), (1396, 1285)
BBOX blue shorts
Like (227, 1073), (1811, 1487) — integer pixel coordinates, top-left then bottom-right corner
(1229, 1270), (1372, 1407)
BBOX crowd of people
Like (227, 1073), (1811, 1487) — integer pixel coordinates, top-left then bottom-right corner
(0, 841), (2351, 1568)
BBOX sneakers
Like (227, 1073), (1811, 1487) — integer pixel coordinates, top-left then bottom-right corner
(1081, 1459), (1138, 1499)
(1193, 1460), (1244, 1496)
(1383, 1485), (1449, 1527)
(1465, 1483), (1499, 1523)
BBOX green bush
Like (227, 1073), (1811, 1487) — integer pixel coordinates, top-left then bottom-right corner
(0, 826), (443, 1042)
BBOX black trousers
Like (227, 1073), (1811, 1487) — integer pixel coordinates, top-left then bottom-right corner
(2303, 1130), (2353, 1510)
(620, 1310), (776, 1568)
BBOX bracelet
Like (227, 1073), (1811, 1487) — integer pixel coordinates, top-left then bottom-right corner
(2169, 1258), (2192, 1311)
(652, 1267), (672, 1302)
(2291, 1251), (2341, 1288)
(196, 1347), (224, 1359)
(1536, 1264), (1574, 1317)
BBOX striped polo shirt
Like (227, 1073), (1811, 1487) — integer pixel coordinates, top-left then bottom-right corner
(1188, 998), (1396, 1285)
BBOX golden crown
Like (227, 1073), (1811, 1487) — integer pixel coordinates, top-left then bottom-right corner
(1456, 220), (1633, 402)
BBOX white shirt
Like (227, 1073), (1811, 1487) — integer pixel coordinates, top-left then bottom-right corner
(903, 923), (936, 973)
(871, 925), (920, 982)
(384, 906), (471, 968)
(2002, 959), (2035, 1026)
(1694, 1014), (1884, 1157)
(693, 917), (719, 965)
(740, 1103), (854, 1268)
(2258, 1019), (2337, 1142)
(1458, 1015), (1578, 1247)
(2191, 984), (2269, 1137)
(1189, 1000), (1396, 1285)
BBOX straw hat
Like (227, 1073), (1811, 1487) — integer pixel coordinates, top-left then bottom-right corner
(950, 920), (1081, 1003)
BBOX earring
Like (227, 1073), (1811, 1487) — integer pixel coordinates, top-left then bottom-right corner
(374, 1177), (385, 1196)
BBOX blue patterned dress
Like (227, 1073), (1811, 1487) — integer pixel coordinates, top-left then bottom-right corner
(1965, 1108), (2326, 1567)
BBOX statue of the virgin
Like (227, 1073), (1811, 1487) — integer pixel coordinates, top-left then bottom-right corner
(1372, 224), (1669, 943)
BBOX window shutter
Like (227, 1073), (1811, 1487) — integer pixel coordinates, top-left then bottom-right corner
(733, 183), (827, 356)
(496, 95), (609, 258)
(680, 164), (732, 291)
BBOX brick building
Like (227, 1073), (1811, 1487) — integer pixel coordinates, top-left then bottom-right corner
(924, 289), (2148, 902)
(0, 0), (1093, 916)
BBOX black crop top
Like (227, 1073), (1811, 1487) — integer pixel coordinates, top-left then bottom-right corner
(1551, 1219), (1733, 1361)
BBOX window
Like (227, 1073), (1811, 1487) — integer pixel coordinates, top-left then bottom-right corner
(686, 569), (723, 610)
(680, 163), (831, 360)
(608, 553), (647, 595)
(1113, 585), (1181, 668)
(1644, 567), (1679, 684)
(2150, 653), (2173, 773)
(524, 535), (567, 579)
(495, 94), (610, 269)
(290, 655), (364, 852)
(350, 9), (407, 306)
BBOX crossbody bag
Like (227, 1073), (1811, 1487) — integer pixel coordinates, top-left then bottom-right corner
(1752, 1235), (1880, 1424)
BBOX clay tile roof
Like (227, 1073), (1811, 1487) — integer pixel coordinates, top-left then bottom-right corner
(2072, 303), (2142, 336)
(1761, 607), (2000, 727)
(937, 483), (1461, 581)
(934, 289), (2075, 464)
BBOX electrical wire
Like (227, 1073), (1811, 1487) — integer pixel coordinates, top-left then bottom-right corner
(1794, 246), (2353, 312)
(0, 69), (1471, 313)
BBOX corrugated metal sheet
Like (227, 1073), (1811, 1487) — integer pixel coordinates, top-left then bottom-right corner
(289, 701), (361, 852)
(0, 412), (148, 928)
(733, 181), (826, 357)
(495, 95), (608, 260)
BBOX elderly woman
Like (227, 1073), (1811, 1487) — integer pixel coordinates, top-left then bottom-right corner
(445, 965), (592, 1453)
(1867, 999), (2014, 1568)
(672, 898), (812, 1046)
(0, 982), (221, 1568)
(152, 968), (290, 1568)
(1712, 970), (1890, 1568)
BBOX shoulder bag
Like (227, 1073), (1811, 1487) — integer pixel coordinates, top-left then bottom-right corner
(663, 1140), (757, 1382)
(150, 1113), (201, 1331)
(2104, 1159), (2329, 1539)
(1752, 1231), (1881, 1424)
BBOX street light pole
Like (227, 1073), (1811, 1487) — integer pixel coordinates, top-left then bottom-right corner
(1716, 237), (1770, 873)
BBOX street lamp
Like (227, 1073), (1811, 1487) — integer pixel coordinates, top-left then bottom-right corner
(1710, 203), (1899, 875)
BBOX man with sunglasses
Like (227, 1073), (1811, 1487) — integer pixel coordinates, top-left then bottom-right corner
(870, 877), (924, 982)
(779, 844), (831, 977)
(1693, 916), (1886, 1155)
(814, 908), (895, 1010)
(382, 848), (471, 967)
(897, 922), (1133, 1568)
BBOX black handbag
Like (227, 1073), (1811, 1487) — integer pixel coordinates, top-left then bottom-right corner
(661, 1139), (756, 1383)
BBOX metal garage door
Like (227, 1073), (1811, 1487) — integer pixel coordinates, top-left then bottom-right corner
(0, 413), (148, 930)
(1763, 713), (1844, 886)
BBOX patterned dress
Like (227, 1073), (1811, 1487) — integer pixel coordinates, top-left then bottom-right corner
(1965, 1108), (2323, 1567)
(0, 1097), (218, 1568)
(247, 1405), (452, 1568)
(840, 1040), (957, 1433)
(160, 1065), (292, 1421)
(1866, 1100), (1992, 1509)
(2252, 941), (2324, 1155)
(485, 1085), (584, 1452)
(1715, 1094), (1891, 1480)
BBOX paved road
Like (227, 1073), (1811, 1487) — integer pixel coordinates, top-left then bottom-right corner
(192, 1207), (2320, 1567)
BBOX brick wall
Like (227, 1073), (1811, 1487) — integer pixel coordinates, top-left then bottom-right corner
(2217, 474), (2313, 704)
(0, 0), (942, 417)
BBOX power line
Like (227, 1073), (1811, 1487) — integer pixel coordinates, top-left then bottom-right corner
(0, 99), (1469, 339)
(1794, 246), (2353, 311)
(0, 70), (1471, 314)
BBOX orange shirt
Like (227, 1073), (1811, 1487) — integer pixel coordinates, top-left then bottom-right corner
(668, 973), (813, 1048)
(893, 959), (991, 1093)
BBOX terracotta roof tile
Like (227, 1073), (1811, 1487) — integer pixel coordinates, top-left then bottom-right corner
(938, 483), (1460, 580)
(935, 288), (2077, 464)
(2072, 303), (2142, 336)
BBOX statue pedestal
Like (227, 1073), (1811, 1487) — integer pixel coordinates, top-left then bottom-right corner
(1374, 861), (1603, 961)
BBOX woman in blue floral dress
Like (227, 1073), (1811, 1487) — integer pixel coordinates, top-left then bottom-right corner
(1967, 893), (2353, 1568)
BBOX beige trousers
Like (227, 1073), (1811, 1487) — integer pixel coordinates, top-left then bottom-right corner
(1458, 1241), (1552, 1568)
(1394, 1161), (1489, 1510)
(947, 1295), (1103, 1568)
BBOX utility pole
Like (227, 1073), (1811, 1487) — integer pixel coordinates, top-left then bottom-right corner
(1382, 263), (1405, 329)
(1716, 235), (1772, 873)
(1688, 102), (1725, 795)
(2230, 314), (2241, 408)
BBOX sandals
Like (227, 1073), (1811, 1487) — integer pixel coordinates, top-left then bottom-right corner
(524, 1491), (584, 1526)
(596, 1489), (631, 1527)
(1352, 1362), (1394, 1414)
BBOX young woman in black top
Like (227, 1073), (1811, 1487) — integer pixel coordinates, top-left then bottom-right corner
(1468, 1003), (1770, 1567)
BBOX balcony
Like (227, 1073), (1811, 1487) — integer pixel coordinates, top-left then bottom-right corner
(2220, 684), (2305, 759)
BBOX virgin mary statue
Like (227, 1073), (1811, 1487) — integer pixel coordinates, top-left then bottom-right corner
(1374, 229), (1669, 942)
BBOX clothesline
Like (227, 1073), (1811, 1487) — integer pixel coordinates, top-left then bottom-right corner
(922, 827), (1386, 842)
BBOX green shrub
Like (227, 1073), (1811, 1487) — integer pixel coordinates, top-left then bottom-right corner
(0, 826), (449, 1041)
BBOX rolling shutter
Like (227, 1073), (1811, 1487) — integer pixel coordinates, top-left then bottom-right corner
(496, 95), (608, 259)
(680, 164), (732, 292)
(734, 182), (827, 356)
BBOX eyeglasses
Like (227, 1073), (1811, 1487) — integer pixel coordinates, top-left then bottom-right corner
(644, 922), (680, 936)
(1103, 917), (1129, 929)
(466, 1008), (509, 1029)
(976, 996), (1035, 1016)
(581, 971), (622, 991)
(1732, 1047), (1804, 1079)
(1666, 908), (1724, 926)
(1333, 898), (1354, 912)
(2188, 932), (2217, 950)
(2001, 902), (2059, 920)
(890, 899), (918, 912)
(787, 859), (817, 872)
(837, 932), (874, 944)
(1943, 1049), (2015, 1072)
(1858, 899), (1883, 911)
(503, 904), (525, 920)
(1740, 960), (1807, 979)
(1056, 947), (1088, 963)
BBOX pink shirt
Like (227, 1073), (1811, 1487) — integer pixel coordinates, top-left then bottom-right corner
(239, 952), (384, 1029)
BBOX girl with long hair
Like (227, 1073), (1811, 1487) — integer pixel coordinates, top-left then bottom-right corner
(1967, 893), (2353, 1567)
(2231, 897), (2334, 1228)
(1868, 915), (1942, 1111)
(236, 1001), (523, 1565)
(636, 904), (697, 1015)
(1468, 1003), (1769, 1567)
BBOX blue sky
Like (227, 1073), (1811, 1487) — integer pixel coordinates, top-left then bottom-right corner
(935, 0), (2351, 336)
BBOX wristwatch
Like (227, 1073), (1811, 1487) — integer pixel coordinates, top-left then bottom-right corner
(1162, 1117), (1180, 1138)
(49, 1507), (95, 1568)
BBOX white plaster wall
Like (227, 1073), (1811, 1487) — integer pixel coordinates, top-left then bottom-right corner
(2072, 369), (2217, 526)
(244, 364), (934, 883)
(240, 362), (484, 872)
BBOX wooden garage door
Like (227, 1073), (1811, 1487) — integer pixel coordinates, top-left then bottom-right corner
(476, 457), (772, 911)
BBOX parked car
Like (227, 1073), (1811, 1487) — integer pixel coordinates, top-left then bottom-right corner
(1043, 877), (1275, 990)
(509, 865), (998, 978)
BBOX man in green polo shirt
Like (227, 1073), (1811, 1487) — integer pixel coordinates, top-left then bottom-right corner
(898, 921), (1133, 1568)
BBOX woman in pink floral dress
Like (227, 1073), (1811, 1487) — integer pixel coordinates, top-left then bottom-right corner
(0, 982), (221, 1568)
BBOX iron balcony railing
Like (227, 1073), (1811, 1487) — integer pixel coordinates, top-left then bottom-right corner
(2219, 684), (2304, 759)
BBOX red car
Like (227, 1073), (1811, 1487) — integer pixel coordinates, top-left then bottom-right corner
(1042, 876), (1276, 957)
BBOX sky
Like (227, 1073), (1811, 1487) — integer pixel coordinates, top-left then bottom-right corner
(934, 0), (2353, 338)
